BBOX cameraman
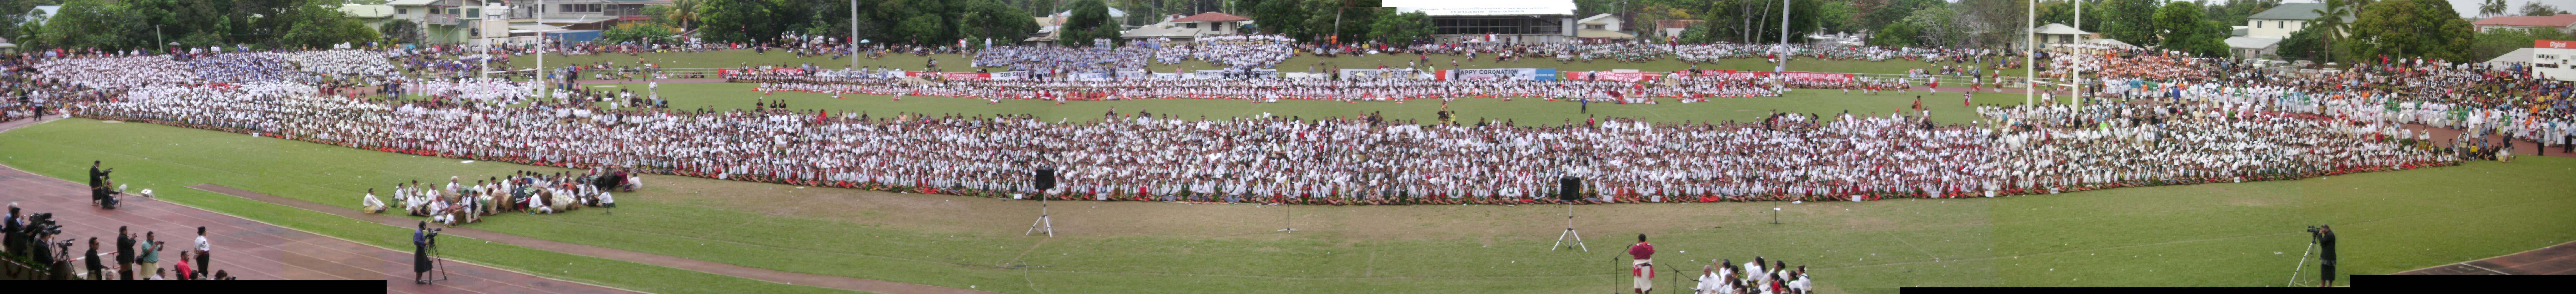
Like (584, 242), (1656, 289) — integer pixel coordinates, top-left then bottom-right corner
(2312, 225), (2337, 287)
(414, 221), (436, 284)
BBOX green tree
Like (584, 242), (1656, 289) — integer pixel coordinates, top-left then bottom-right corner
(1305, 0), (1386, 44)
(380, 19), (421, 45)
(1957, 0), (2027, 47)
(2100, 0), (2160, 47)
(697, 0), (806, 43)
(2522, 1), (2565, 16)
(1365, 11), (1431, 45)
(667, 0), (703, 30)
(1866, 22), (1919, 47)
(1241, 0), (1312, 39)
(1696, 0), (1824, 44)
(1815, 0), (1860, 33)
(599, 23), (677, 45)
(2479, 0), (2506, 18)
(2469, 28), (2572, 61)
(2152, 1), (2225, 56)
(1029, 0), (1058, 17)
(0, 0), (38, 38)
(958, 0), (1039, 45)
(2345, 0), (2475, 62)
(2305, 0), (2352, 63)
(39, 0), (129, 50)
(1058, 0), (1112, 46)
(274, 0), (377, 49)
(1859, 0), (1941, 34)
(2276, 25), (2331, 62)
(1899, 3), (1967, 48)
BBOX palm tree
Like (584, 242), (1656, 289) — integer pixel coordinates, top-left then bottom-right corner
(2481, 0), (2508, 18)
(668, 0), (703, 30)
(2309, 0), (2351, 63)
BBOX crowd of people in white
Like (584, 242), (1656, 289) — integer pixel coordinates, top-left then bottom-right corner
(21, 41), (2559, 210)
(738, 73), (1793, 104)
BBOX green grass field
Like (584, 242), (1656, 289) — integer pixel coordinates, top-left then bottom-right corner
(5, 81), (2572, 293)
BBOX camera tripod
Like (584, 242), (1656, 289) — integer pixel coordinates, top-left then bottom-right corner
(426, 233), (453, 283)
(2285, 237), (2314, 287)
(1553, 204), (1587, 252)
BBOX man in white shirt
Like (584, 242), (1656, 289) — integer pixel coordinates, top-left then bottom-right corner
(193, 227), (210, 278)
(361, 188), (387, 213)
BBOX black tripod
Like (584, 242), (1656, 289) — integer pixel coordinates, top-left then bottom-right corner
(426, 233), (452, 283)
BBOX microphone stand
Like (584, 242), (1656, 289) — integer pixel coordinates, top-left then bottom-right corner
(1277, 201), (1295, 232)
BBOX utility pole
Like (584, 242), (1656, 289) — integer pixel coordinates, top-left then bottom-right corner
(2074, 0), (2083, 107)
(852, 0), (859, 71)
(1775, 0), (1790, 73)
(2027, 0), (2035, 105)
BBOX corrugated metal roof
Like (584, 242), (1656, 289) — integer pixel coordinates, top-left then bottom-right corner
(1172, 12), (1248, 23)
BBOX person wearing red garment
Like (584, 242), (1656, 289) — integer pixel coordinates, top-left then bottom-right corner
(1630, 234), (1655, 294)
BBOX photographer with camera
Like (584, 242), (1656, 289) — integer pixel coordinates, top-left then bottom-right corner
(2308, 225), (2337, 287)
(91, 161), (117, 209)
(414, 221), (438, 284)
(139, 231), (162, 280)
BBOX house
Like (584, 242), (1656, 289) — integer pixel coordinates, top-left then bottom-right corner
(503, 0), (667, 31)
(1387, 0), (1579, 44)
(1166, 12), (1249, 36)
(2242, 3), (2348, 38)
(2029, 23), (2089, 46)
(2225, 36), (2284, 59)
(1024, 16), (1061, 44)
(1652, 19), (1702, 39)
(2473, 14), (2576, 33)
(338, 4), (397, 31)
(1573, 13), (1633, 40)
(386, 0), (511, 46)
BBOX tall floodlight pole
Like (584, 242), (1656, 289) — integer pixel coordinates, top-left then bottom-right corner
(1775, 0), (1791, 73)
(2074, 0), (2083, 108)
(538, 0), (547, 100)
(852, 0), (859, 70)
(2026, 0), (2036, 105)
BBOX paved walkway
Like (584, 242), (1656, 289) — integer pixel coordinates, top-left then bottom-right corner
(2399, 241), (2576, 275)
(187, 185), (997, 294)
